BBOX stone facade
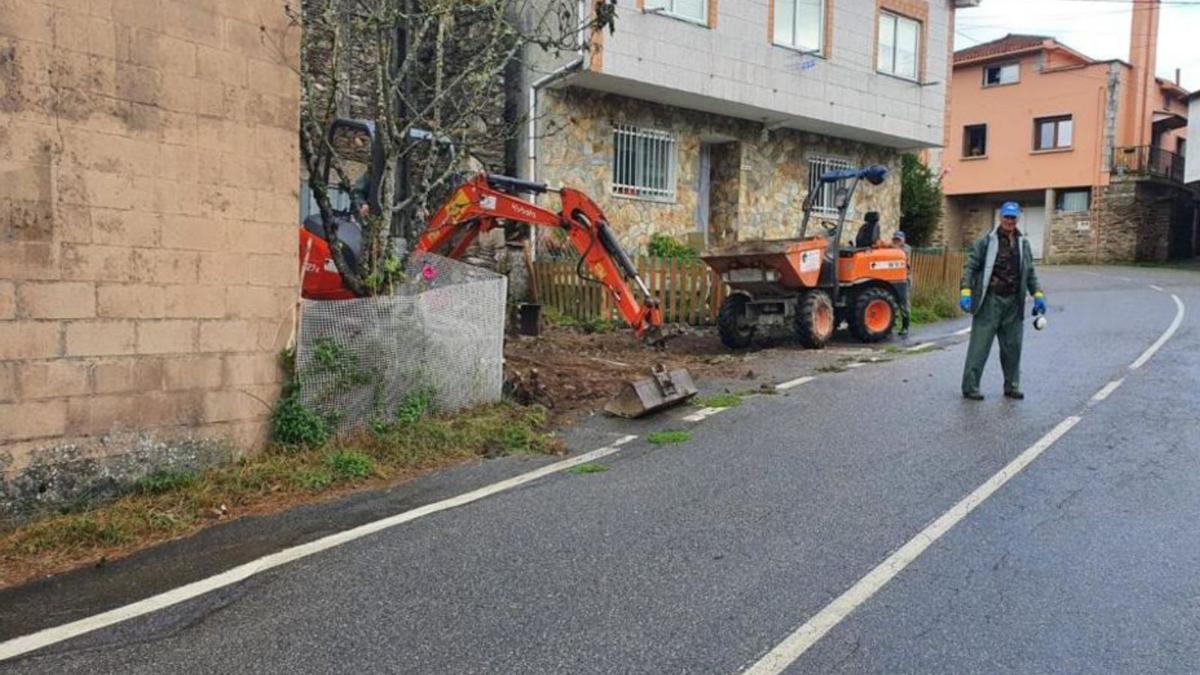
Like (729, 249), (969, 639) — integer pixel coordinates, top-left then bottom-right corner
(1045, 207), (1097, 264)
(538, 88), (902, 253)
(0, 0), (300, 520)
(943, 179), (1199, 263)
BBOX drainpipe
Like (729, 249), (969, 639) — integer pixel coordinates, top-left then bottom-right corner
(527, 57), (584, 259)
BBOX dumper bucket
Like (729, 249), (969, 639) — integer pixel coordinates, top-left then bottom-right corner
(604, 364), (698, 418)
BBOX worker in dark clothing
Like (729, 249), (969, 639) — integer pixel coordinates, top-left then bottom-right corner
(893, 230), (912, 337)
(959, 201), (1046, 400)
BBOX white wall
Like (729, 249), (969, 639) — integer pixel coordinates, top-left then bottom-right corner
(588, 0), (954, 149)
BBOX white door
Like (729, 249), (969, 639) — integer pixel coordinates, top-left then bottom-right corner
(995, 205), (1046, 260)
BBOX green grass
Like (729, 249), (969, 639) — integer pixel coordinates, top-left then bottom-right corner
(570, 463), (610, 474)
(0, 401), (562, 579)
(693, 393), (742, 408)
(134, 469), (198, 495)
(325, 450), (374, 480)
(907, 291), (961, 326)
(647, 430), (691, 445)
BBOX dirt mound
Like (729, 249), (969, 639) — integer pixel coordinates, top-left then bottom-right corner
(504, 327), (749, 421)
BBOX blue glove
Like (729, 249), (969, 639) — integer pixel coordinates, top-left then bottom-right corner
(959, 289), (972, 313)
(1032, 291), (1046, 316)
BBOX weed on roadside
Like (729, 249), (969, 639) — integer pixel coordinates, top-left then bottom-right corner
(815, 364), (847, 374)
(292, 469), (335, 490)
(908, 292), (960, 325)
(325, 450), (374, 480)
(694, 393), (742, 408)
(134, 470), (198, 495)
(0, 401), (562, 588)
(571, 463), (609, 474)
(647, 430), (691, 445)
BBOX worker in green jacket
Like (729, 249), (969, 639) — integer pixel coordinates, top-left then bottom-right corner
(959, 201), (1046, 400)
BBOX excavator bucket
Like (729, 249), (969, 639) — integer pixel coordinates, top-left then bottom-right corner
(604, 364), (698, 418)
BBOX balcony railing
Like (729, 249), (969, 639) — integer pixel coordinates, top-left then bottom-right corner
(1112, 145), (1185, 183)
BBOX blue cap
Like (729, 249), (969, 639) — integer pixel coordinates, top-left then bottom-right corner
(999, 202), (1022, 218)
(892, 231), (906, 240)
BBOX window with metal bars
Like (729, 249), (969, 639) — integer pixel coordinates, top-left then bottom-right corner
(807, 156), (853, 214)
(612, 124), (677, 202)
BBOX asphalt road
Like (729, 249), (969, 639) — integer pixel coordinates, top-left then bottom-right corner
(2, 265), (1198, 674)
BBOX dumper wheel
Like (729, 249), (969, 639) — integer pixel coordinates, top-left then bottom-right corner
(850, 287), (897, 343)
(795, 290), (835, 349)
(718, 294), (755, 349)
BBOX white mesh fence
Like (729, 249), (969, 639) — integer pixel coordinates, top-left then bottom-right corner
(296, 254), (506, 434)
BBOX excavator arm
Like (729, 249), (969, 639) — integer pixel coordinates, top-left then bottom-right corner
(416, 173), (663, 339)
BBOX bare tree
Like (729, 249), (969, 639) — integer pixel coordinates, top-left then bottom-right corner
(290, 0), (617, 297)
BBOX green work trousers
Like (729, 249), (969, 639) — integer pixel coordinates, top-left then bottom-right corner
(962, 292), (1024, 395)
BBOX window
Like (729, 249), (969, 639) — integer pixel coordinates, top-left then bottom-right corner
(1034, 115), (1073, 150)
(963, 125), (987, 157)
(774, 0), (824, 52)
(612, 124), (677, 201)
(807, 156), (853, 214)
(1178, 138), (1186, 158)
(1056, 189), (1090, 213)
(983, 62), (1019, 86)
(877, 12), (920, 80)
(644, 0), (707, 24)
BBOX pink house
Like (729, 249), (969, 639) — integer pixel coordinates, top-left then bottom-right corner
(940, 1), (1197, 263)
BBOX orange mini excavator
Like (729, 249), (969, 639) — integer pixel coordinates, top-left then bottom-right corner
(301, 171), (665, 341)
(299, 120), (697, 418)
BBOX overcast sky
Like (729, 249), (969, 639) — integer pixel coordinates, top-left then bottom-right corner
(954, 0), (1200, 91)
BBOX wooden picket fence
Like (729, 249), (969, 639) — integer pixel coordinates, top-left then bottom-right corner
(532, 256), (728, 325)
(911, 249), (967, 300)
(532, 249), (966, 326)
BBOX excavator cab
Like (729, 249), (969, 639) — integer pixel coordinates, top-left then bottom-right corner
(299, 119), (385, 300)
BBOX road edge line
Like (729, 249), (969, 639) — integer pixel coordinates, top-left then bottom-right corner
(0, 435), (639, 662)
(777, 376), (814, 391)
(742, 417), (1081, 675)
(1129, 294), (1185, 370)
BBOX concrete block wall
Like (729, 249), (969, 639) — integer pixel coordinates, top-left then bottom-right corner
(0, 0), (300, 515)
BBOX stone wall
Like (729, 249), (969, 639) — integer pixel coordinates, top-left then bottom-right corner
(1045, 208), (1096, 264)
(0, 0), (300, 519)
(946, 180), (1198, 263)
(539, 88), (901, 253)
(942, 194), (1003, 249)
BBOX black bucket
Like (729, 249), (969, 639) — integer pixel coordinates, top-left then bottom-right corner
(517, 303), (542, 336)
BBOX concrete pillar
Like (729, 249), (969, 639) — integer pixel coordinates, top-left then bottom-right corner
(1044, 188), (1056, 263)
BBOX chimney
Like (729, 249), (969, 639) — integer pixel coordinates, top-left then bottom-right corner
(1124, 0), (1161, 146)
(1176, 68), (1181, 87)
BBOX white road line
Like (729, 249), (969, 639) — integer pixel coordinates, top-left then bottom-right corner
(906, 342), (936, 352)
(744, 417), (1082, 675)
(844, 362), (865, 369)
(953, 327), (972, 336)
(1149, 284), (1164, 292)
(682, 407), (723, 422)
(1089, 379), (1124, 405)
(0, 435), (639, 662)
(776, 376), (814, 391)
(1129, 294), (1185, 370)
